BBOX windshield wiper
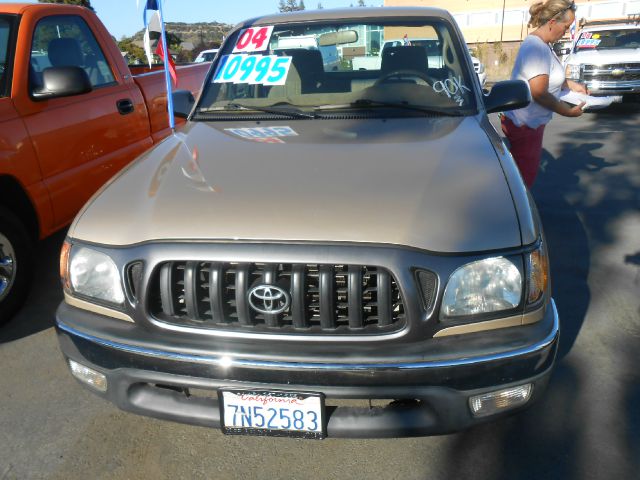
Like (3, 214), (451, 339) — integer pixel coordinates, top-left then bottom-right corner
(316, 99), (465, 117)
(199, 102), (318, 119)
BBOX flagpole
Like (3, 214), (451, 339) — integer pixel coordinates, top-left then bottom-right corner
(157, 0), (175, 130)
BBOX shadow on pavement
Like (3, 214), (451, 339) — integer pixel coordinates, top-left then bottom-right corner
(436, 141), (598, 480)
(0, 229), (66, 344)
(440, 107), (639, 478)
(533, 143), (614, 358)
(587, 101), (640, 116)
(625, 251), (640, 318)
(440, 359), (582, 480)
(625, 359), (640, 472)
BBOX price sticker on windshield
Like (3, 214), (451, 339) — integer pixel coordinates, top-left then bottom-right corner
(233, 26), (274, 53)
(576, 38), (601, 48)
(214, 54), (292, 85)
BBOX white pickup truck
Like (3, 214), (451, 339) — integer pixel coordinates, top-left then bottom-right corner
(564, 18), (640, 100)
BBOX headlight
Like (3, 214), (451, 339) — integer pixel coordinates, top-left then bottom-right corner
(565, 64), (581, 80)
(63, 244), (125, 305)
(441, 257), (522, 318)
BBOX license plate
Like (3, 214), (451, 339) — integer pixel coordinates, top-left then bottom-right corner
(219, 389), (325, 439)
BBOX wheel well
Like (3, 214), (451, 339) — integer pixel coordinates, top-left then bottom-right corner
(0, 175), (40, 241)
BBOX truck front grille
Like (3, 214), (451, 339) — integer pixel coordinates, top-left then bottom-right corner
(147, 262), (407, 335)
(584, 63), (640, 82)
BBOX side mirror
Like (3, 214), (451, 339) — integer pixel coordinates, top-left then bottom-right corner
(32, 66), (92, 100)
(172, 89), (195, 118)
(484, 80), (531, 114)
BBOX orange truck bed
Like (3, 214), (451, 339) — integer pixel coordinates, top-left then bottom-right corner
(0, 3), (209, 323)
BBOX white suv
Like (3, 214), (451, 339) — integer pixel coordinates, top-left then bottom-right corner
(469, 53), (487, 87)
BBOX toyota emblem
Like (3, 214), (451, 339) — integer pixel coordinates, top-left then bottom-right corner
(248, 285), (291, 315)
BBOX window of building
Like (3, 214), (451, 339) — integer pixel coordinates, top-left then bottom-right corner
(502, 10), (525, 26)
(626, 0), (640, 14)
(590, 2), (625, 18)
(468, 12), (497, 28)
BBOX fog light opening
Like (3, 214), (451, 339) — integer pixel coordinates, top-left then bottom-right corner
(469, 384), (533, 418)
(68, 359), (108, 392)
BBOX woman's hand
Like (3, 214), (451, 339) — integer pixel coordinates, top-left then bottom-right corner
(530, 75), (585, 117)
(565, 102), (586, 117)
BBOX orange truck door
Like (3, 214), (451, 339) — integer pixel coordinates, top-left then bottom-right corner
(16, 12), (153, 230)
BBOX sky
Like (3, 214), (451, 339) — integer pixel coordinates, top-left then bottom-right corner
(11, 1), (385, 40)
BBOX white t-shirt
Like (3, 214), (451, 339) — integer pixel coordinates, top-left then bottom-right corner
(505, 35), (566, 129)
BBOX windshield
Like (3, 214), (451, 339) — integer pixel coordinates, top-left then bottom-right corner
(575, 28), (640, 51)
(196, 17), (477, 118)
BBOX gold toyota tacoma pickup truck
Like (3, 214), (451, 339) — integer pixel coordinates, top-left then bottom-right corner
(56, 7), (559, 439)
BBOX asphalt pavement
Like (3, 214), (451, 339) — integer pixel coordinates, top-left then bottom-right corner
(1, 103), (639, 480)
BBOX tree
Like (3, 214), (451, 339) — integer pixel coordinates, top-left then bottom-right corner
(165, 31), (183, 50)
(38, 0), (94, 11)
(317, 2), (323, 8)
(357, 0), (366, 6)
(279, 0), (305, 12)
(118, 38), (146, 65)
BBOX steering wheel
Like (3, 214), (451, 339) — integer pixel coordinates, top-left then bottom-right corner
(374, 69), (435, 87)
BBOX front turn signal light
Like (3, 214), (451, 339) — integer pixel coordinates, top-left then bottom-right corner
(527, 243), (549, 304)
(60, 240), (71, 292)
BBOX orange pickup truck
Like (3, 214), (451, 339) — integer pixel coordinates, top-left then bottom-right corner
(0, 3), (209, 323)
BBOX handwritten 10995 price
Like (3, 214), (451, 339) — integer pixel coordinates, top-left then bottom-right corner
(213, 54), (292, 86)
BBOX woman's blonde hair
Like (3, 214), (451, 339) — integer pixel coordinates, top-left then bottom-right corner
(528, 0), (575, 28)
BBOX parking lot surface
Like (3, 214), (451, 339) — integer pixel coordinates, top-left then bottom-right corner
(1, 104), (639, 480)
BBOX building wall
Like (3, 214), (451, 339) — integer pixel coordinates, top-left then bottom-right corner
(384, 0), (640, 42)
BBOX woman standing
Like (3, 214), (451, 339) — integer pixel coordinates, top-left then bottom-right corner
(502, 0), (587, 187)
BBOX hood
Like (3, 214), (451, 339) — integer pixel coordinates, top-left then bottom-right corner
(70, 117), (521, 253)
(567, 48), (640, 64)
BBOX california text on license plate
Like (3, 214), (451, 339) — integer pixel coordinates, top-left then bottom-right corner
(219, 389), (326, 439)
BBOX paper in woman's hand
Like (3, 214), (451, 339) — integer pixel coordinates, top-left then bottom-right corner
(559, 89), (623, 110)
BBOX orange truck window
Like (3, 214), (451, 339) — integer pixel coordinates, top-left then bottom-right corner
(0, 15), (15, 97)
(30, 14), (115, 94)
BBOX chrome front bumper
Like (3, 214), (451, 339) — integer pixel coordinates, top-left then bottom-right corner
(586, 80), (640, 95)
(55, 299), (560, 438)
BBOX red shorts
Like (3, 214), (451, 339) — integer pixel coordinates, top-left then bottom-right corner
(500, 115), (546, 188)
